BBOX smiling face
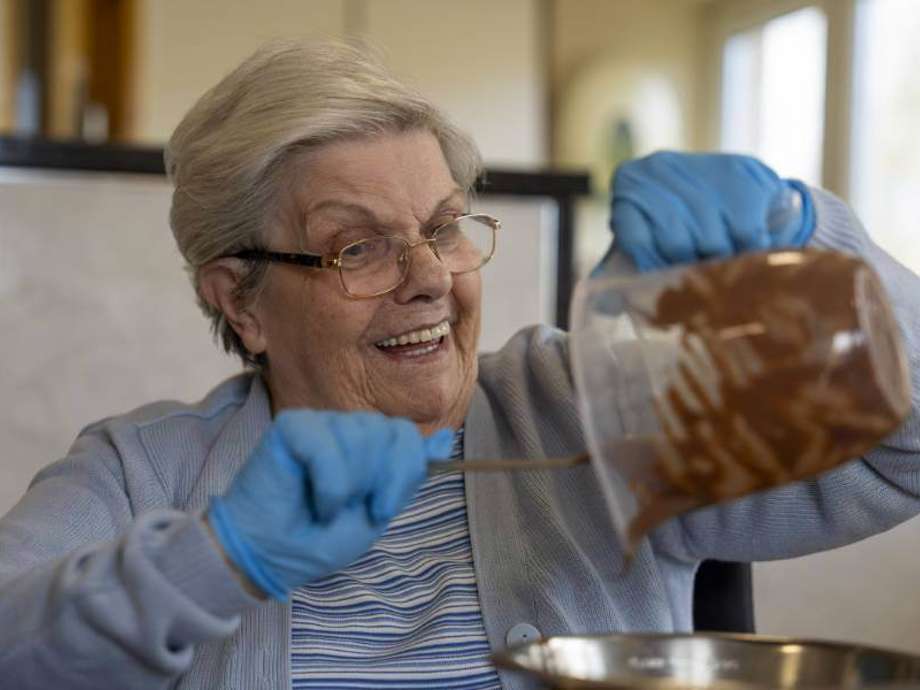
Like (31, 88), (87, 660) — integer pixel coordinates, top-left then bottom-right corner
(245, 130), (482, 433)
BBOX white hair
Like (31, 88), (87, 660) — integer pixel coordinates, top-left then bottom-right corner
(165, 39), (483, 367)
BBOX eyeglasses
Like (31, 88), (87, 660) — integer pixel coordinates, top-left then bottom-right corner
(227, 213), (500, 299)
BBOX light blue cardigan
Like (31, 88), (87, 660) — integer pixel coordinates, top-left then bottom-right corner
(1, 189), (918, 690)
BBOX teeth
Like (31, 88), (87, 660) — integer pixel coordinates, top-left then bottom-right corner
(403, 341), (439, 357)
(377, 320), (450, 348)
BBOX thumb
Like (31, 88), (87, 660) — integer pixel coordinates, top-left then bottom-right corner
(768, 180), (815, 248)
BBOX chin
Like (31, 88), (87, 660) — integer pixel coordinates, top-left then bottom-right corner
(386, 381), (462, 428)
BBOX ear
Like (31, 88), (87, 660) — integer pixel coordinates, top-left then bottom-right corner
(198, 260), (268, 357)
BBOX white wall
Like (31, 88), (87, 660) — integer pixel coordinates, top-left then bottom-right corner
(476, 195), (557, 352)
(0, 170), (242, 514)
(754, 516), (920, 654)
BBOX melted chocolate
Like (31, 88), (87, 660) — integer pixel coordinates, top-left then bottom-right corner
(628, 250), (911, 543)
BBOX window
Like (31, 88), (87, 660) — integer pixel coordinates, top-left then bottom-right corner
(720, 7), (828, 186)
(850, 0), (920, 272)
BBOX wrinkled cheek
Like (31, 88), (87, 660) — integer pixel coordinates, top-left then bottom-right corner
(334, 354), (381, 409)
(454, 327), (478, 380)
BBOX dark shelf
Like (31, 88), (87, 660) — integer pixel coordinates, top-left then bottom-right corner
(0, 136), (589, 195)
(0, 137), (166, 175)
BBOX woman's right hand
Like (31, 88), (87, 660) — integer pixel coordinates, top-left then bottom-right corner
(206, 410), (454, 600)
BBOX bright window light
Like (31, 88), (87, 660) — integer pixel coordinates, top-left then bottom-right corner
(851, 0), (920, 273)
(720, 7), (827, 185)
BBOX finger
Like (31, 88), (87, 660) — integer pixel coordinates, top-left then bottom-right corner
(728, 200), (772, 252)
(276, 410), (370, 522)
(653, 153), (733, 260)
(644, 152), (781, 256)
(611, 163), (676, 269)
(614, 161), (697, 266)
(766, 183), (811, 248)
(726, 156), (783, 251)
(306, 501), (388, 577)
(611, 200), (668, 272)
(632, 191), (696, 266)
(270, 410), (344, 522)
(368, 419), (428, 524)
(318, 412), (407, 521)
(735, 153), (780, 188)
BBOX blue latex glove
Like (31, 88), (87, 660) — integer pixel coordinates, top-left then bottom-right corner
(605, 151), (816, 273)
(207, 410), (455, 600)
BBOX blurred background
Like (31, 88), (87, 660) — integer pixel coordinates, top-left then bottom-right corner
(3, 0), (919, 273)
(2, 0), (920, 656)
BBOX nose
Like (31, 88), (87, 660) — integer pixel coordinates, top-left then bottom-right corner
(392, 237), (452, 303)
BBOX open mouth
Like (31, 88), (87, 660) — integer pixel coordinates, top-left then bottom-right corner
(374, 320), (451, 358)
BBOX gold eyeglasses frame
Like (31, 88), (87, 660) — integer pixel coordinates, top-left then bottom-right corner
(227, 213), (501, 299)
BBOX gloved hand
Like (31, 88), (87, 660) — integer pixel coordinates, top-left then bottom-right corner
(207, 410), (455, 600)
(605, 151), (816, 272)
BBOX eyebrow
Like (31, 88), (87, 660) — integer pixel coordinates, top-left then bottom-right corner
(303, 188), (467, 232)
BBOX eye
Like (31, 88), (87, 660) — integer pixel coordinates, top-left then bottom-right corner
(342, 242), (370, 258)
(341, 239), (377, 261)
(339, 237), (392, 269)
(435, 221), (464, 248)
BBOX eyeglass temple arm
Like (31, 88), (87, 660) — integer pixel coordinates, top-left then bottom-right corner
(230, 249), (328, 268)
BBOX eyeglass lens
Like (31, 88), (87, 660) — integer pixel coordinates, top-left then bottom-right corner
(339, 216), (495, 297)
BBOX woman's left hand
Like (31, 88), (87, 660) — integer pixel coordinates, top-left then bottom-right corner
(606, 151), (816, 272)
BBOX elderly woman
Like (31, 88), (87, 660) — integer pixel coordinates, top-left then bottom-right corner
(1, 41), (918, 690)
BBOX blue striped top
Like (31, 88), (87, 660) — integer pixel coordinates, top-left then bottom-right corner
(289, 429), (502, 689)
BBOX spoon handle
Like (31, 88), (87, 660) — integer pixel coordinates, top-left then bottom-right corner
(428, 452), (591, 475)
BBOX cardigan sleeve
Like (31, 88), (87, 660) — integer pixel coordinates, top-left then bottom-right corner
(0, 421), (258, 689)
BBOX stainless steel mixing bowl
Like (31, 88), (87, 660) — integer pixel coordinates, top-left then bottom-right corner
(492, 633), (920, 689)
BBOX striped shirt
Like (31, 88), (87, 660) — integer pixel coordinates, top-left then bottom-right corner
(290, 429), (502, 689)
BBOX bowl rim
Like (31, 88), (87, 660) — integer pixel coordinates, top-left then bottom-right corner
(491, 632), (920, 690)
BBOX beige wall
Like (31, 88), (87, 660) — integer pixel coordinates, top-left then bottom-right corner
(550, 0), (709, 275)
(129, 0), (546, 167)
(552, 0), (708, 169)
(131, 0), (348, 143)
(360, 0), (546, 167)
(47, 0), (89, 138)
(0, 0), (15, 130)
